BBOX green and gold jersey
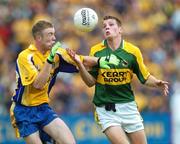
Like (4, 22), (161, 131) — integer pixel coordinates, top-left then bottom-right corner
(89, 40), (150, 106)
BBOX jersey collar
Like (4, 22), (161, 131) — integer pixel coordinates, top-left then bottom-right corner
(29, 44), (38, 51)
(28, 44), (49, 58)
(103, 39), (124, 50)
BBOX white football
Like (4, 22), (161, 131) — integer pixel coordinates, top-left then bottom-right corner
(73, 8), (98, 32)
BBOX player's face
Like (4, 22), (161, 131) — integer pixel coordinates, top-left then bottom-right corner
(40, 27), (56, 50)
(102, 19), (122, 39)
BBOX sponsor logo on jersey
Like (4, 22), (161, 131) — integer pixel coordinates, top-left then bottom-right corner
(97, 69), (132, 85)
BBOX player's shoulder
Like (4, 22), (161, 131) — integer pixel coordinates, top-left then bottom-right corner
(124, 40), (141, 54)
(18, 44), (35, 60)
(90, 41), (106, 56)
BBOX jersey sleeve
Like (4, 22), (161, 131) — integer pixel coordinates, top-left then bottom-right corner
(88, 47), (99, 79)
(133, 48), (150, 84)
(55, 48), (84, 73)
(89, 46), (96, 57)
(16, 53), (38, 86)
(56, 48), (84, 64)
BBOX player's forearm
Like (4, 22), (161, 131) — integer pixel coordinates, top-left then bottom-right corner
(33, 62), (52, 89)
(33, 42), (60, 89)
(145, 75), (160, 87)
(77, 61), (96, 87)
(83, 56), (98, 67)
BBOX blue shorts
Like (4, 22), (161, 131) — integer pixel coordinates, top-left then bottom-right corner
(13, 103), (58, 138)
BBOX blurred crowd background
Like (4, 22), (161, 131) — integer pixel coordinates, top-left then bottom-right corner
(0, 0), (180, 143)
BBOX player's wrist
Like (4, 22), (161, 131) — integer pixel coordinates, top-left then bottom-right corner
(47, 54), (54, 63)
(97, 57), (101, 67)
(47, 41), (61, 64)
(47, 58), (54, 64)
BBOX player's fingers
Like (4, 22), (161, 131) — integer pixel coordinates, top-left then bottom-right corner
(162, 81), (169, 85)
(102, 65), (110, 69)
(157, 80), (169, 87)
(164, 84), (169, 90)
(164, 89), (169, 96)
(163, 84), (169, 96)
(66, 49), (75, 58)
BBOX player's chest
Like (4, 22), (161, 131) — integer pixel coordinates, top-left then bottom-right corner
(32, 53), (57, 72)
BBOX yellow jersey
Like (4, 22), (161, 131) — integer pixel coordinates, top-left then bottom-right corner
(12, 44), (79, 106)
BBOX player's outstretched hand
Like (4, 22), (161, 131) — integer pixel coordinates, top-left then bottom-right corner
(156, 80), (169, 97)
(66, 48), (81, 64)
(99, 54), (120, 69)
(47, 42), (61, 63)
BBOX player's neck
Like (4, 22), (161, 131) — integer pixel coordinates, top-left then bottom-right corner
(107, 36), (122, 51)
(35, 42), (47, 54)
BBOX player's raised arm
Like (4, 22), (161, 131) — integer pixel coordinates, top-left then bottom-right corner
(67, 49), (120, 87)
(33, 42), (61, 89)
(145, 75), (169, 97)
(67, 49), (96, 87)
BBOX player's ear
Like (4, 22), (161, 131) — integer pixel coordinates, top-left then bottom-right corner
(34, 33), (42, 42)
(119, 26), (123, 34)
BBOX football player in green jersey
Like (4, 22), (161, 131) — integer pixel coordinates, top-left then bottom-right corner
(67, 15), (169, 144)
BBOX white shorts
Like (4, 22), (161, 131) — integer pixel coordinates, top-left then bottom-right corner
(94, 101), (144, 133)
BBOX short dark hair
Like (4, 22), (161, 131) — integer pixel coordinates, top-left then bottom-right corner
(103, 15), (122, 26)
(32, 20), (53, 39)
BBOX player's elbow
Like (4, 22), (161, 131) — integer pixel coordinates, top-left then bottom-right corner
(85, 80), (95, 87)
(86, 83), (95, 87)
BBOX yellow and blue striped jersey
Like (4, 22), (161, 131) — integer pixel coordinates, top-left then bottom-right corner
(12, 44), (78, 106)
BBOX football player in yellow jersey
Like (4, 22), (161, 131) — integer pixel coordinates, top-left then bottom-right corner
(68, 16), (169, 144)
(9, 20), (120, 144)
(9, 20), (76, 144)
